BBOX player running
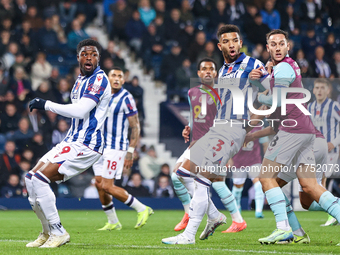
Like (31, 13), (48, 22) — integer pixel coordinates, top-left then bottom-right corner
(231, 125), (268, 219)
(249, 29), (340, 245)
(92, 67), (153, 231)
(172, 58), (246, 233)
(308, 78), (340, 226)
(162, 24), (265, 245)
(25, 39), (111, 248)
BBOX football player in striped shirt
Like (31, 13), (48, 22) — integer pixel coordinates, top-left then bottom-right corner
(92, 67), (153, 231)
(162, 24), (265, 245)
(25, 39), (112, 248)
(172, 58), (247, 233)
(308, 78), (340, 226)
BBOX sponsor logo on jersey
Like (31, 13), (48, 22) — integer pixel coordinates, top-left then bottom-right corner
(239, 63), (247, 71)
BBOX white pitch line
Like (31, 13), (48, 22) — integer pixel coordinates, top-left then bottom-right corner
(0, 240), (322, 255)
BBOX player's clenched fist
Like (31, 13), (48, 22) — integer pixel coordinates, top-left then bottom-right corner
(29, 97), (46, 112)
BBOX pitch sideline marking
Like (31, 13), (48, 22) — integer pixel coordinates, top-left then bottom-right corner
(0, 240), (321, 254)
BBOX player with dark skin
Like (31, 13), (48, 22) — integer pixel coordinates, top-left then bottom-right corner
(26, 38), (112, 248)
(29, 45), (100, 181)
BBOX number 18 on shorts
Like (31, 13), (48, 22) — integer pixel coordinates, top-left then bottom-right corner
(92, 149), (127, 180)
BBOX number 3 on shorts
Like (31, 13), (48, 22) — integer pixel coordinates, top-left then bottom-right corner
(213, 139), (225, 151)
(107, 160), (117, 170)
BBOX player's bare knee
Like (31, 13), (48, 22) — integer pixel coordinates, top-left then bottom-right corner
(300, 184), (313, 195)
(101, 184), (110, 193)
(258, 177), (267, 185)
(95, 180), (102, 191)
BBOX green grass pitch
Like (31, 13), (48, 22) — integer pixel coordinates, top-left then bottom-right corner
(1, 210), (340, 254)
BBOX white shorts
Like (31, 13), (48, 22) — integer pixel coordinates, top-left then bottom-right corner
(176, 147), (190, 164)
(92, 149), (127, 180)
(278, 137), (327, 191)
(40, 144), (61, 163)
(233, 163), (261, 185)
(324, 152), (339, 178)
(190, 125), (246, 176)
(265, 130), (315, 167)
(44, 141), (101, 182)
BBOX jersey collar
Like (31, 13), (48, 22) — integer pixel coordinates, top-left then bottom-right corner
(91, 66), (101, 76)
(112, 88), (124, 98)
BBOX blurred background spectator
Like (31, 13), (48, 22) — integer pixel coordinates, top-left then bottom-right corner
(125, 172), (151, 197)
(83, 177), (99, 199)
(0, 140), (21, 191)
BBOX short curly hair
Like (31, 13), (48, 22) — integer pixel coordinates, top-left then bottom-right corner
(216, 24), (241, 39)
(76, 39), (102, 55)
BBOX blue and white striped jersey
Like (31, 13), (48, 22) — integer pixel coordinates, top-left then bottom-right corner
(217, 53), (264, 120)
(104, 88), (138, 150)
(308, 98), (340, 153)
(64, 66), (111, 153)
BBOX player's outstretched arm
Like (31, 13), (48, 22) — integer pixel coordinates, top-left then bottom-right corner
(125, 114), (140, 169)
(29, 97), (97, 119)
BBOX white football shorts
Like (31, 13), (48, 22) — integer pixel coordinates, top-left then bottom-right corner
(190, 125), (246, 176)
(44, 141), (101, 182)
(264, 130), (315, 167)
(92, 148), (127, 180)
(278, 137), (327, 191)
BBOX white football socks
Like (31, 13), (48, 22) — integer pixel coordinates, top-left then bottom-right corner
(32, 171), (66, 236)
(124, 194), (146, 213)
(176, 167), (195, 197)
(25, 171), (50, 235)
(183, 177), (211, 240)
(207, 197), (220, 220)
(102, 201), (119, 224)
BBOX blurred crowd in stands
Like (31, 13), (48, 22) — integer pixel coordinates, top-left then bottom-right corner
(0, 0), (340, 198)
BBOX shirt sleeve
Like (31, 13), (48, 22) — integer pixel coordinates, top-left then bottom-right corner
(331, 102), (340, 147)
(333, 102), (340, 122)
(45, 97), (97, 119)
(124, 94), (138, 117)
(273, 62), (296, 87)
(82, 73), (109, 103)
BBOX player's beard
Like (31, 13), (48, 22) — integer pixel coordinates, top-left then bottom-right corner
(223, 49), (239, 63)
(82, 64), (95, 76)
(201, 78), (214, 86)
